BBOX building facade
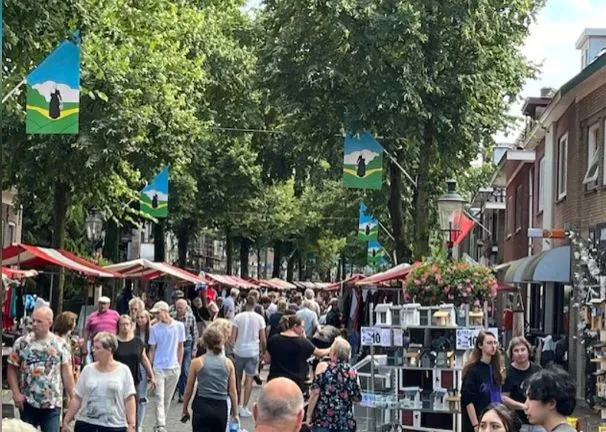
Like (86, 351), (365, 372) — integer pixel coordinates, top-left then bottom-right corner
(2, 189), (22, 247)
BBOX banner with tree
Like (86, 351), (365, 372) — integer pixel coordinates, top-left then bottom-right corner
(26, 36), (80, 134)
(343, 131), (383, 189)
(358, 202), (379, 241)
(140, 167), (169, 218)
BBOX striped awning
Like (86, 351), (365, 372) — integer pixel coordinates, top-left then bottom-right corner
(325, 274), (365, 291)
(356, 263), (415, 286)
(204, 273), (258, 289)
(503, 246), (571, 284)
(2, 267), (38, 280)
(104, 259), (203, 284)
(2, 244), (121, 278)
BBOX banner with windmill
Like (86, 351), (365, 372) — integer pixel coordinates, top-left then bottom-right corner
(140, 167), (169, 218)
(343, 131), (383, 189)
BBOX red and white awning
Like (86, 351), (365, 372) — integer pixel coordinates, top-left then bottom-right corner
(104, 259), (203, 284)
(324, 274), (365, 291)
(2, 244), (121, 278)
(2, 267), (38, 281)
(205, 273), (259, 289)
(356, 263), (416, 286)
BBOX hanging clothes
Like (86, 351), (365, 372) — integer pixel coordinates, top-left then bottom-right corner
(15, 284), (25, 321)
(3, 285), (14, 329)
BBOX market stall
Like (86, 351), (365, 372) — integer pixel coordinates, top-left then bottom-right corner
(104, 258), (203, 284)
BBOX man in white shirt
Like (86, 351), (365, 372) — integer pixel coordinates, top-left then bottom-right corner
(222, 288), (239, 320)
(296, 300), (320, 338)
(149, 301), (186, 432)
(231, 296), (266, 417)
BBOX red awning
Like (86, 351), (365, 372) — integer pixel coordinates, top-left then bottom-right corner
(325, 274), (365, 291)
(356, 263), (416, 286)
(204, 273), (258, 289)
(104, 259), (203, 284)
(2, 267), (38, 280)
(2, 244), (121, 278)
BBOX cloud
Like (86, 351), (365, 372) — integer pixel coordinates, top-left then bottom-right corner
(496, 0), (606, 143)
(143, 189), (168, 201)
(32, 81), (80, 103)
(344, 150), (380, 165)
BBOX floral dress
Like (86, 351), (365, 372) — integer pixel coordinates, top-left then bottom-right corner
(311, 360), (362, 432)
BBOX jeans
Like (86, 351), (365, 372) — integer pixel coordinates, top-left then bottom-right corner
(20, 402), (60, 432)
(137, 364), (148, 432)
(177, 340), (193, 397)
(521, 426), (546, 432)
(152, 366), (181, 431)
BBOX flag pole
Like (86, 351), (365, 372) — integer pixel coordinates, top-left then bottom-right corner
(382, 148), (417, 188)
(2, 79), (25, 104)
(378, 221), (395, 241)
(463, 209), (491, 235)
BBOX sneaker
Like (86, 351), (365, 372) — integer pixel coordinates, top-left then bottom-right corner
(253, 375), (263, 385)
(239, 406), (252, 417)
(178, 396), (184, 403)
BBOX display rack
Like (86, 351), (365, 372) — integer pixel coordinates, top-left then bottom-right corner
(588, 298), (606, 425)
(355, 302), (492, 432)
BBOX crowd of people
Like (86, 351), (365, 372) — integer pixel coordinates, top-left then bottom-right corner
(5, 286), (581, 432)
(6, 286), (359, 432)
(461, 330), (577, 432)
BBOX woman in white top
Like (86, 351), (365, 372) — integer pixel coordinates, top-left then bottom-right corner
(62, 332), (136, 432)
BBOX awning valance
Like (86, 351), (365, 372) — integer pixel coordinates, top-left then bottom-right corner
(2, 244), (121, 278)
(503, 246), (571, 284)
(2, 267), (38, 280)
(104, 259), (203, 284)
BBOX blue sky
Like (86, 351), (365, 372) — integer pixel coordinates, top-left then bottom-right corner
(27, 40), (80, 88)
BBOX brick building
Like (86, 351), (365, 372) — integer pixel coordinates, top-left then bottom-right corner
(2, 189), (22, 247)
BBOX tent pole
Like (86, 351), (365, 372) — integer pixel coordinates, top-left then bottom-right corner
(49, 273), (54, 305)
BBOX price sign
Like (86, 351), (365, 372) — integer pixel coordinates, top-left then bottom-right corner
(379, 328), (392, 347)
(361, 327), (394, 347)
(456, 327), (499, 350)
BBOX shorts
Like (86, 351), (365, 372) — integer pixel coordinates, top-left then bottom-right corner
(235, 355), (259, 377)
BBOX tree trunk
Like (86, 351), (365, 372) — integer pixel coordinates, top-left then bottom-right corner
(240, 237), (250, 278)
(102, 220), (120, 262)
(286, 251), (295, 282)
(298, 253), (305, 281)
(272, 241), (281, 278)
(413, 123), (435, 259)
(153, 220), (166, 262)
(226, 228), (233, 275)
(388, 160), (412, 263)
(177, 230), (189, 268)
(51, 182), (69, 314)
(342, 254), (346, 278)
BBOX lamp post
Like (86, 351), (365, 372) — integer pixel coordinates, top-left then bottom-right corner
(85, 208), (104, 257)
(437, 179), (466, 260)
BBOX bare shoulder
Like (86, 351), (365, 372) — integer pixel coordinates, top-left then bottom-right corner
(315, 361), (329, 375)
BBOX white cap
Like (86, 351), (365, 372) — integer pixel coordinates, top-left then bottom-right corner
(98, 296), (111, 304)
(150, 301), (170, 313)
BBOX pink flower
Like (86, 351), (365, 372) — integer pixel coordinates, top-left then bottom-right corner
(448, 294), (454, 300)
(466, 287), (472, 293)
(462, 291), (468, 297)
(432, 264), (439, 273)
(466, 279), (471, 284)
(415, 279), (421, 286)
(435, 274), (442, 283)
(474, 299), (481, 306)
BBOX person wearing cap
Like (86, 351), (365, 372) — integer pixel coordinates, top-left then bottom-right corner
(148, 301), (186, 432)
(82, 296), (120, 362)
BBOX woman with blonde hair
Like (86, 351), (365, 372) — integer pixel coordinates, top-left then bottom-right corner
(200, 318), (234, 358)
(503, 337), (542, 432)
(461, 330), (504, 432)
(305, 337), (361, 431)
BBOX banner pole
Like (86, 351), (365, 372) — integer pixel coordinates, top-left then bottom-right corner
(2, 79), (25, 104)
(463, 209), (491, 235)
(382, 148), (417, 188)
(378, 221), (395, 241)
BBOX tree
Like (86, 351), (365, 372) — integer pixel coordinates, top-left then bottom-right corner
(258, 0), (543, 261)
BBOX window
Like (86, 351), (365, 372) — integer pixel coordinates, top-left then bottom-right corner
(507, 196), (513, 236)
(7, 223), (15, 246)
(538, 157), (545, 213)
(515, 184), (523, 231)
(584, 123), (600, 185)
(557, 133), (568, 200)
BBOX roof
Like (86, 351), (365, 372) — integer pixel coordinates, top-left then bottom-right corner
(521, 97), (552, 117)
(104, 259), (203, 284)
(2, 244), (121, 278)
(575, 28), (606, 49)
(561, 51), (606, 96)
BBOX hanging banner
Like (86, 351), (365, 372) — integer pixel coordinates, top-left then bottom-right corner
(358, 202), (379, 241)
(368, 240), (386, 267)
(343, 131), (384, 189)
(26, 36), (80, 134)
(140, 166), (169, 218)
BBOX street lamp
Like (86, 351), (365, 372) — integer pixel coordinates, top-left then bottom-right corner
(437, 179), (466, 259)
(85, 208), (104, 255)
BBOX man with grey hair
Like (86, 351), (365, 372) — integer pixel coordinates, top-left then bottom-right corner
(303, 288), (321, 318)
(296, 299), (320, 338)
(171, 298), (198, 402)
(221, 288), (239, 320)
(253, 378), (304, 432)
(7, 307), (75, 432)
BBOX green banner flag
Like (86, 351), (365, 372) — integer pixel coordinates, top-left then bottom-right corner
(343, 131), (384, 189)
(368, 240), (386, 267)
(26, 35), (80, 134)
(358, 203), (379, 241)
(140, 166), (169, 218)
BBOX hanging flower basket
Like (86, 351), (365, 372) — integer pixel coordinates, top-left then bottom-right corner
(405, 258), (497, 307)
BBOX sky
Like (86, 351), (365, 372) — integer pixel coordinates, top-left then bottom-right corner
(245, 0), (606, 143)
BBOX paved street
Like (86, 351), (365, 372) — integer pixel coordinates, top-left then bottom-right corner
(141, 384), (261, 432)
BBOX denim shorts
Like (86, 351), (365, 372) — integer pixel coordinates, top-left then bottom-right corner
(234, 355), (258, 377)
